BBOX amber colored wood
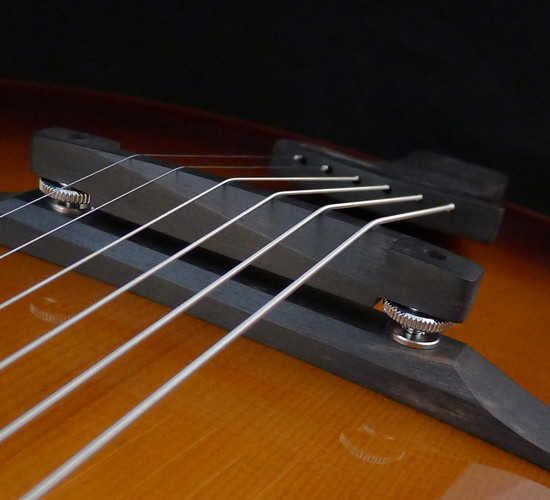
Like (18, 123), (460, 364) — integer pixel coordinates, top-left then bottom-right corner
(0, 80), (549, 499)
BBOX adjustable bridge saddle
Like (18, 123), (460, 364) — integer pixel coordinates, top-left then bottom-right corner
(271, 139), (508, 243)
(0, 128), (549, 479)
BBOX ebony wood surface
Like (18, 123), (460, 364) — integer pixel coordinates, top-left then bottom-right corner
(28, 128), (483, 321)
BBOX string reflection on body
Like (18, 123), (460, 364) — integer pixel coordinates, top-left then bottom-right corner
(21, 201), (454, 500)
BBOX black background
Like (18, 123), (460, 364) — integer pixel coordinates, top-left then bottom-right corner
(1, 2), (549, 214)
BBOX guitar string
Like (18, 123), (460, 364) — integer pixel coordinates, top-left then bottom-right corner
(0, 192), (409, 443)
(0, 148), (300, 220)
(0, 165), (334, 262)
(21, 202), (455, 500)
(0, 174), (361, 311)
(0, 165), (188, 261)
(0, 154), (140, 220)
(0, 179), (383, 372)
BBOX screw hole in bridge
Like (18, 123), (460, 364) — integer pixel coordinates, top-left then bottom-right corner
(425, 249), (447, 261)
(69, 132), (89, 141)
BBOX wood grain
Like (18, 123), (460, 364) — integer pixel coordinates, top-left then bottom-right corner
(0, 80), (549, 499)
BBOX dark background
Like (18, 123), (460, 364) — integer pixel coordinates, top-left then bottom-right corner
(1, 2), (549, 214)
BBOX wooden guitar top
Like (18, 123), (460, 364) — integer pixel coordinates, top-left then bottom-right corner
(0, 80), (549, 498)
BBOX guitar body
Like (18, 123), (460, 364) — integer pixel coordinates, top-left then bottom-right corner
(0, 80), (549, 498)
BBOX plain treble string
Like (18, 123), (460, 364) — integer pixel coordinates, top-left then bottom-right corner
(21, 202), (455, 500)
(0, 148), (296, 221)
(0, 164), (186, 261)
(0, 176), (375, 371)
(0, 162), (351, 261)
(0, 164), (311, 261)
(0, 174), (361, 311)
(0, 153), (141, 221)
(0, 190), (408, 445)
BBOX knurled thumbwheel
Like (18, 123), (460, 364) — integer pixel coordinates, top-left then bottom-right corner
(39, 178), (91, 213)
(383, 299), (454, 350)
